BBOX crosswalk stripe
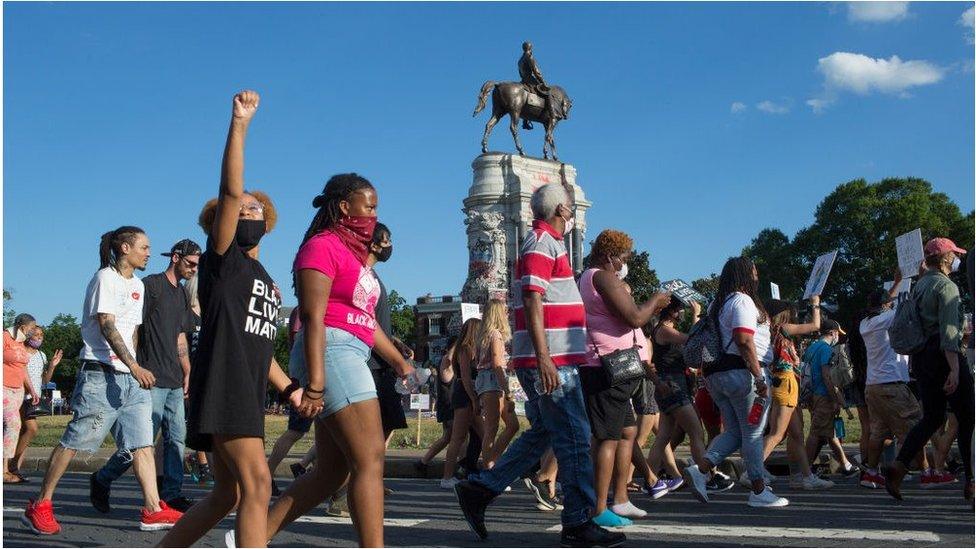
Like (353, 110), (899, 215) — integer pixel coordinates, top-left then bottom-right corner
(6, 507), (427, 529)
(545, 523), (940, 542)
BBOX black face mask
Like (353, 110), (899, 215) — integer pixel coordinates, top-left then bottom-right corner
(236, 219), (266, 251)
(375, 244), (393, 263)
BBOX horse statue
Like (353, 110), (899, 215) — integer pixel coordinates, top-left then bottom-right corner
(473, 81), (572, 161)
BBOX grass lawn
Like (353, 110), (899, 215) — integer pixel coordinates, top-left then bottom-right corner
(28, 409), (863, 452)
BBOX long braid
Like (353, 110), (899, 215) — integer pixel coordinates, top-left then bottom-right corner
(293, 173), (374, 293)
(99, 225), (145, 271)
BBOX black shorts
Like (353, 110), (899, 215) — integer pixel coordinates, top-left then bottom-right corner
(287, 407), (313, 434)
(451, 378), (476, 410)
(632, 379), (659, 416)
(436, 383), (454, 424)
(655, 371), (693, 415)
(371, 368), (408, 432)
(580, 367), (638, 441)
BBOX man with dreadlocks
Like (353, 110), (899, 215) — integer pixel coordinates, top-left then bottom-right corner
(23, 226), (185, 535)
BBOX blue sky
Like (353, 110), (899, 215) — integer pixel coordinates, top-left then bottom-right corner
(4, 1), (975, 324)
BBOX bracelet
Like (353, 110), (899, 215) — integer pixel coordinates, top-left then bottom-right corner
(304, 386), (325, 396)
(278, 378), (300, 404)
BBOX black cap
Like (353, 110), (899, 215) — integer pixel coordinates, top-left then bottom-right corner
(821, 318), (844, 335)
(161, 239), (202, 258)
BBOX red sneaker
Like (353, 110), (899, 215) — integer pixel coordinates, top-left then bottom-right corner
(22, 499), (61, 535)
(921, 470), (958, 489)
(139, 500), (183, 531)
(859, 471), (886, 489)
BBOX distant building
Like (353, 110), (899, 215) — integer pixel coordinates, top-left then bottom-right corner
(414, 294), (461, 364)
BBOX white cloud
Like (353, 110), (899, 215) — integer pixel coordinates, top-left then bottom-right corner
(816, 52), (943, 94)
(730, 101), (747, 114)
(806, 98), (833, 114)
(961, 6), (975, 44)
(847, 2), (910, 23)
(756, 100), (790, 114)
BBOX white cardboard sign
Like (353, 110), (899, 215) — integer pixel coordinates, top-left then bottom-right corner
(883, 279), (912, 306)
(461, 303), (482, 322)
(803, 250), (838, 299)
(770, 283), (780, 300)
(895, 229), (924, 278)
(409, 393), (431, 410)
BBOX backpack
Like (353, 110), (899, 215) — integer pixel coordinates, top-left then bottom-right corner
(828, 342), (855, 390)
(683, 298), (733, 370)
(888, 285), (928, 355)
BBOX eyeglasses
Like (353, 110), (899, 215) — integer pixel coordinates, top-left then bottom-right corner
(241, 203), (264, 214)
(180, 257), (199, 269)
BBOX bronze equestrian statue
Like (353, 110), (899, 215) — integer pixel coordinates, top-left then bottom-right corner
(473, 41), (573, 161)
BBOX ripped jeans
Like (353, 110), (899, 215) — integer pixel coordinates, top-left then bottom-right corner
(59, 362), (153, 455)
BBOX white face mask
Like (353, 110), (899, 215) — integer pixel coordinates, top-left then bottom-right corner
(951, 257), (961, 272)
(560, 207), (575, 236)
(616, 262), (629, 280)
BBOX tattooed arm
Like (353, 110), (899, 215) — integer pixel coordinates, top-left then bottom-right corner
(98, 313), (155, 389)
(178, 332), (191, 398)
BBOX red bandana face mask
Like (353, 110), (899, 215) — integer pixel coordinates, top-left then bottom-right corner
(333, 215), (377, 264)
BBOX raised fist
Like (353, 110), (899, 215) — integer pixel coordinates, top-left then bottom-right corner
(232, 90), (260, 121)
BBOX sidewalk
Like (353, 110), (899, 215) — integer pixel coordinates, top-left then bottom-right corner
(13, 444), (866, 479)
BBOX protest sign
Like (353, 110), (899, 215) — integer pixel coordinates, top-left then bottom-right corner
(803, 250), (838, 299)
(883, 279), (913, 306)
(461, 303), (482, 322)
(770, 283), (780, 300)
(661, 279), (707, 306)
(895, 229), (924, 278)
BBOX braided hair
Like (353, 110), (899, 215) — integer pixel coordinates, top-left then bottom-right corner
(300, 173), (374, 249)
(711, 256), (767, 326)
(99, 226), (146, 270)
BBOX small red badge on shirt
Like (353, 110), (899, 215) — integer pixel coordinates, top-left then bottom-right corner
(132, 292), (141, 300)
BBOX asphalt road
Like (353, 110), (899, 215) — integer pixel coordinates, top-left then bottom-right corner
(3, 472), (973, 547)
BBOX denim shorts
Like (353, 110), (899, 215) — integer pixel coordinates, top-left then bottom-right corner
(290, 327), (377, 418)
(475, 369), (504, 396)
(60, 362), (153, 453)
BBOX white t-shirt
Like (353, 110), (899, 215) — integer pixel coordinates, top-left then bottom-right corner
(717, 292), (773, 365)
(859, 309), (909, 385)
(79, 267), (144, 373)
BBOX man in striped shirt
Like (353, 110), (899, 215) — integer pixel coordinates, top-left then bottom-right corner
(456, 182), (624, 548)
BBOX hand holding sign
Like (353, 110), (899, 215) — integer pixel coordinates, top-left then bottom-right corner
(803, 251), (838, 299)
(660, 279), (706, 307)
(895, 229), (924, 279)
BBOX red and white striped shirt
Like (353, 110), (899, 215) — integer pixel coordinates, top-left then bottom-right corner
(511, 220), (587, 368)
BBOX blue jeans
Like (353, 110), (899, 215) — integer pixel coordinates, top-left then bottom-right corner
(96, 386), (186, 501)
(61, 363), (153, 453)
(469, 366), (595, 527)
(703, 368), (771, 483)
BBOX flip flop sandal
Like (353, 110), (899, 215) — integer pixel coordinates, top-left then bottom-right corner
(3, 475), (25, 484)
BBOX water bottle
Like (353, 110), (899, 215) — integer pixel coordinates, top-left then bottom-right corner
(747, 396), (766, 426)
(395, 367), (431, 395)
(834, 416), (846, 440)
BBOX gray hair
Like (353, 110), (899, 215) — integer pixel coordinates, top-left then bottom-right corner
(530, 183), (570, 220)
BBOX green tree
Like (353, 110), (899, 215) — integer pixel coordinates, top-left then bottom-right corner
(3, 289), (15, 328)
(691, 274), (720, 301)
(742, 228), (806, 301)
(388, 289), (416, 347)
(744, 177), (974, 328)
(625, 250), (661, 304)
(43, 314), (84, 396)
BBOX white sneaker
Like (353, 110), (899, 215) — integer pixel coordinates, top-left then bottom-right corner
(440, 478), (460, 490)
(748, 487), (789, 507)
(801, 474), (834, 490)
(611, 501), (647, 518)
(682, 464), (709, 503)
(224, 530), (236, 548)
(504, 485), (512, 492)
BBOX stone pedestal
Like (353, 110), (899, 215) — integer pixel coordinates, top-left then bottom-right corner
(459, 153), (591, 305)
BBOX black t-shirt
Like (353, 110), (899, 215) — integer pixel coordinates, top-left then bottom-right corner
(368, 276), (392, 371)
(186, 238), (281, 451)
(137, 273), (193, 389)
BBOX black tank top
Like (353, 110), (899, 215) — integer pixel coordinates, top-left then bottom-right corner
(651, 323), (686, 376)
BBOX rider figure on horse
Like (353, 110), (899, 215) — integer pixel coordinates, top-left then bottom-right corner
(518, 42), (556, 130)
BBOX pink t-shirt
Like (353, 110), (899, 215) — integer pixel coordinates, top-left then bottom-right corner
(293, 231), (381, 347)
(579, 269), (650, 367)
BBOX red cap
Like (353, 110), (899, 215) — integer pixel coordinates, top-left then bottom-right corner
(924, 237), (967, 257)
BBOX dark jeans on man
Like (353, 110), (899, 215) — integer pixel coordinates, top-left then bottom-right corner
(897, 336), (974, 484)
(468, 366), (595, 527)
